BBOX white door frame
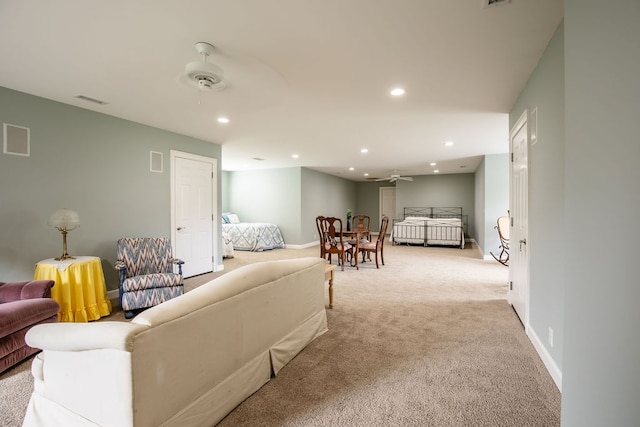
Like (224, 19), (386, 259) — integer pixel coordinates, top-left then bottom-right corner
(170, 150), (220, 274)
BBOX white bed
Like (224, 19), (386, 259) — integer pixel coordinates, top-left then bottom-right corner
(222, 222), (286, 252)
(390, 208), (466, 249)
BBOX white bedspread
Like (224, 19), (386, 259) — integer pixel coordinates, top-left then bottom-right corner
(222, 223), (286, 251)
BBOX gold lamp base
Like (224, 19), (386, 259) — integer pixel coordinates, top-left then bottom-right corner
(54, 229), (76, 261)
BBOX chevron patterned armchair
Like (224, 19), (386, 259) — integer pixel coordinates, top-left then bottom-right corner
(115, 237), (184, 319)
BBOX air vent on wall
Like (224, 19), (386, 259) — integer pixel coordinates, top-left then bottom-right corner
(482, 0), (511, 8)
(3, 123), (30, 156)
(75, 95), (108, 105)
(150, 151), (163, 173)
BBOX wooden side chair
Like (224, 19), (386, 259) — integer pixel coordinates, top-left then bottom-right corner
(350, 214), (371, 242)
(315, 215), (327, 260)
(359, 216), (389, 269)
(320, 217), (354, 271)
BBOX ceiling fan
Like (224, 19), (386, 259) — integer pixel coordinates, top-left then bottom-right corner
(375, 171), (414, 183)
(180, 42), (230, 92)
(176, 41), (288, 109)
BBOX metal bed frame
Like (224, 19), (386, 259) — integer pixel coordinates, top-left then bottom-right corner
(391, 207), (467, 248)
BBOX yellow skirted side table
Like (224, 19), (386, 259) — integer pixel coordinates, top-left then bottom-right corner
(34, 256), (112, 322)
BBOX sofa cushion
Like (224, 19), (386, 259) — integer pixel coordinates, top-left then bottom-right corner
(122, 273), (182, 292)
(0, 280), (54, 302)
(0, 281), (30, 302)
(0, 299), (60, 338)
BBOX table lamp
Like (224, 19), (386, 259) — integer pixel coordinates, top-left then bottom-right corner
(48, 209), (80, 261)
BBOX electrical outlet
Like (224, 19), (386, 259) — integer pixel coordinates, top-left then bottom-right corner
(548, 327), (554, 348)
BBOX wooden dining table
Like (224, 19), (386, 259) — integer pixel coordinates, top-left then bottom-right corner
(334, 229), (370, 270)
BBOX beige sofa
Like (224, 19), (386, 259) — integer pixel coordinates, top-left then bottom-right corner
(23, 257), (328, 427)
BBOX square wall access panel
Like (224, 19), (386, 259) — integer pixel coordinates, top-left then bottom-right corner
(3, 123), (30, 156)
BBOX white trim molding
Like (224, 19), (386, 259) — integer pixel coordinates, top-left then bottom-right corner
(527, 324), (563, 392)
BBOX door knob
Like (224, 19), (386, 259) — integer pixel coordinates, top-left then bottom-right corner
(177, 227), (186, 231)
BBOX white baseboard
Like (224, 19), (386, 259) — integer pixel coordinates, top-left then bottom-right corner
(286, 241), (319, 249)
(526, 324), (563, 392)
(107, 289), (119, 308)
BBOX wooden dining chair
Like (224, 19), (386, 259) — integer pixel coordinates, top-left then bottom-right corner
(347, 214), (371, 261)
(358, 216), (389, 269)
(350, 214), (371, 242)
(315, 215), (327, 260)
(320, 217), (353, 271)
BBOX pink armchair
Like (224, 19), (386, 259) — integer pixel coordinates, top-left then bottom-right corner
(0, 280), (59, 373)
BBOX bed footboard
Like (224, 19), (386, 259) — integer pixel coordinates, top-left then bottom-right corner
(391, 207), (466, 249)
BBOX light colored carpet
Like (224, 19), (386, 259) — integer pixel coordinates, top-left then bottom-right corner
(0, 243), (560, 426)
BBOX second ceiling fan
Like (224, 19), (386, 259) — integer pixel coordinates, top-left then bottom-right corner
(375, 170), (414, 183)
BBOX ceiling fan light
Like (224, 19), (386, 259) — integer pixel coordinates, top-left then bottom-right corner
(185, 61), (224, 81)
(184, 61), (228, 91)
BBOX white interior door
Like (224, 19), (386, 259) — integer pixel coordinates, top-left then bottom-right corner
(171, 151), (217, 278)
(509, 111), (529, 325)
(379, 187), (396, 232)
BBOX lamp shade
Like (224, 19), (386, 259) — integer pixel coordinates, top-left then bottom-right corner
(48, 209), (80, 230)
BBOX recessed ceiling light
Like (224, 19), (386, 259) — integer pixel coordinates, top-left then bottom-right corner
(291, 154), (299, 159)
(443, 141), (454, 147)
(434, 169), (440, 173)
(349, 167), (355, 171)
(217, 116), (229, 124)
(430, 162), (437, 166)
(364, 173), (369, 177)
(360, 148), (368, 153)
(390, 87), (406, 97)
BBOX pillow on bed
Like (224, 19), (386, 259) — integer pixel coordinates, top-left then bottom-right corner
(222, 213), (231, 224)
(227, 213), (241, 224)
(404, 216), (430, 223)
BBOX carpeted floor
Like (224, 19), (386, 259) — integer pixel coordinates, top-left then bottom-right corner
(0, 242), (560, 426)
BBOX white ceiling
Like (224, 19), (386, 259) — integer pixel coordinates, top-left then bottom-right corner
(0, 0), (562, 182)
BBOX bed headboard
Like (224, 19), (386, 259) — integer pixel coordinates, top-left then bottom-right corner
(403, 207), (461, 219)
(402, 207), (468, 233)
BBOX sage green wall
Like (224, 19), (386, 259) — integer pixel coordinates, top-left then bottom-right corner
(301, 167), (357, 243)
(226, 167), (303, 244)
(221, 170), (231, 212)
(395, 174), (475, 237)
(475, 154), (509, 258)
(223, 167), (354, 245)
(225, 168), (492, 247)
(0, 87), (222, 289)
(224, 167), (357, 245)
(475, 159), (486, 252)
(510, 22), (564, 376)
(355, 181), (394, 232)
(562, 3), (640, 425)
